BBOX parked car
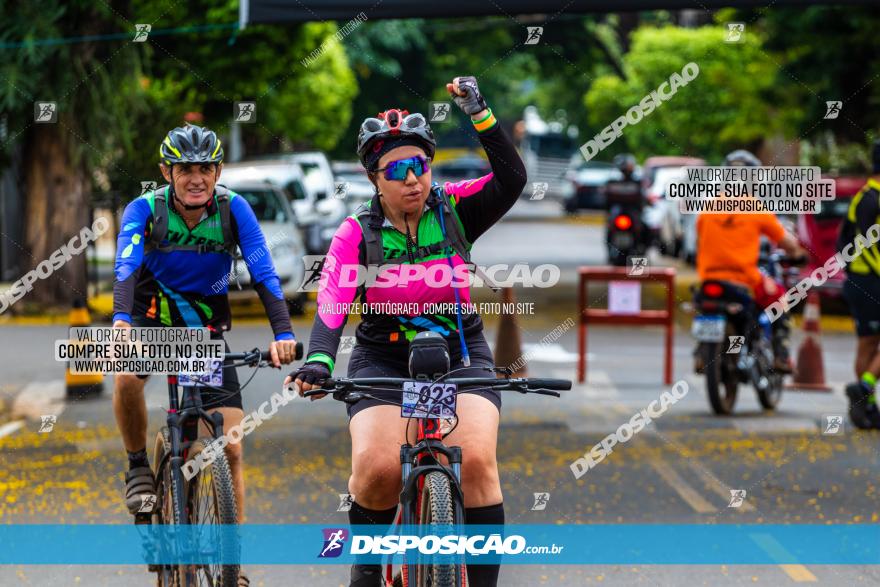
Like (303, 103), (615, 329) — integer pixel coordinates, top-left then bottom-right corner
(292, 152), (336, 202)
(332, 161), (374, 211)
(640, 157), (706, 259)
(563, 160), (623, 212)
(650, 166), (689, 256)
(432, 155), (492, 184)
(796, 176), (865, 297)
(222, 180), (308, 314)
(222, 158), (347, 254)
(641, 156), (706, 195)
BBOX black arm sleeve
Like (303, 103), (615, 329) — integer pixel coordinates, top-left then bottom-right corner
(452, 123), (527, 243)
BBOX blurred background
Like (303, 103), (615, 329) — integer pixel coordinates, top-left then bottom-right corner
(1, 2), (878, 312)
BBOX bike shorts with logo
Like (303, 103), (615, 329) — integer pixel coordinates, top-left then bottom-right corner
(345, 333), (501, 419)
(131, 316), (242, 410)
(843, 272), (880, 336)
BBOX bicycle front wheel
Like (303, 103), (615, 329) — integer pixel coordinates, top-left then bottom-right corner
(417, 472), (461, 587)
(185, 437), (240, 587)
(153, 427), (182, 587)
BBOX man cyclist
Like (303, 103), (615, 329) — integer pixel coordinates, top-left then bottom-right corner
(839, 140), (880, 429)
(113, 124), (299, 585)
(695, 149), (806, 373)
(285, 76), (526, 587)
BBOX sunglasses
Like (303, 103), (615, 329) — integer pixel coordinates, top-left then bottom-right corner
(375, 155), (431, 181)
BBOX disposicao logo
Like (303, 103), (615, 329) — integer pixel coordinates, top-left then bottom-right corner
(318, 528), (348, 558)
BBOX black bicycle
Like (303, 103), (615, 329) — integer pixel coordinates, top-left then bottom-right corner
(303, 332), (570, 587)
(142, 343), (302, 587)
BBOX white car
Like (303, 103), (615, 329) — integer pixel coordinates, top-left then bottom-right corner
(331, 161), (375, 213)
(222, 158), (347, 254)
(222, 181), (308, 314)
(647, 166), (688, 257)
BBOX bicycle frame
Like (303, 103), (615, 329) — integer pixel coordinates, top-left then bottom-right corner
(392, 416), (467, 586)
(159, 375), (227, 528)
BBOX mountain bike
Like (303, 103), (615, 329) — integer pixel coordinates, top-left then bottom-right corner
(141, 343), (302, 586)
(303, 331), (570, 587)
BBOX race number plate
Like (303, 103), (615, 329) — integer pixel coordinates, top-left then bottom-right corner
(691, 315), (726, 342)
(179, 358), (224, 387)
(401, 382), (457, 419)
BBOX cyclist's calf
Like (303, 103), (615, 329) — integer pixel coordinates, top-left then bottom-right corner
(113, 373), (149, 452)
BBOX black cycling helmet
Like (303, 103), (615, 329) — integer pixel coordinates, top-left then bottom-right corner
(723, 149), (762, 167)
(159, 124), (224, 166)
(613, 153), (637, 173)
(357, 109), (435, 171)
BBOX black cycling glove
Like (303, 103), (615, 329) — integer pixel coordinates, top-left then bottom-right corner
(289, 362), (330, 387)
(450, 76), (488, 116)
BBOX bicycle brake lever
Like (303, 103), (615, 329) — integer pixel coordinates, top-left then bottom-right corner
(531, 389), (561, 397)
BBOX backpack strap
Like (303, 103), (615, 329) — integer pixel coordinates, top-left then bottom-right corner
(214, 185), (238, 256)
(145, 185), (238, 255)
(146, 185), (172, 253)
(429, 184), (501, 292)
(355, 196), (385, 267)
(428, 185), (470, 263)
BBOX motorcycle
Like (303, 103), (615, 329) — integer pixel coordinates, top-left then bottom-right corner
(691, 248), (801, 415)
(604, 179), (648, 266)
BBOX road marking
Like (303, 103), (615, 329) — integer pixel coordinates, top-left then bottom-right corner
(649, 461), (716, 513)
(11, 380), (65, 422)
(0, 420), (24, 438)
(686, 462), (756, 512)
(750, 534), (818, 582)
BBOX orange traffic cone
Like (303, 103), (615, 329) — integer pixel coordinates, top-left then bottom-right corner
(787, 291), (831, 392)
(494, 287), (526, 377)
(66, 298), (104, 399)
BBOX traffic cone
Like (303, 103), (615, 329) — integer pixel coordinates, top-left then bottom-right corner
(787, 291), (831, 392)
(65, 298), (104, 399)
(493, 287), (526, 377)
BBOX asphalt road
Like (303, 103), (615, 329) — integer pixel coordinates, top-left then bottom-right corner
(1, 212), (878, 586)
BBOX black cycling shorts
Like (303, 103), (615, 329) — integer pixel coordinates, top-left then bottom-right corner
(843, 273), (880, 337)
(131, 316), (242, 410)
(345, 333), (501, 419)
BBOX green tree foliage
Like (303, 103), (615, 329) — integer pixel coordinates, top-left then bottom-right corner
(583, 25), (803, 163)
(125, 0), (357, 189)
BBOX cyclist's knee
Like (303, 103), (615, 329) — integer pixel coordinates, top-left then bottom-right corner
(115, 373), (145, 395)
(461, 450), (498, 486)
(350, 450), (400, 502)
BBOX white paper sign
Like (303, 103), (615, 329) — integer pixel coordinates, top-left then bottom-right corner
(608, 281), (641, 315)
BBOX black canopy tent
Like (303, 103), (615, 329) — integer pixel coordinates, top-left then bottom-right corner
(240, 0), (879, 26)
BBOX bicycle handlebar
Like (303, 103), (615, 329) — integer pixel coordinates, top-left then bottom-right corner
(225, 342), (304, 365)
(300, 376), (571, 401)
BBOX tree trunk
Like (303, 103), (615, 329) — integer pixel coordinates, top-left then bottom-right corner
(22, 116), (91, 309)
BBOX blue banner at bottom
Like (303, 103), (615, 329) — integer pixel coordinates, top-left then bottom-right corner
(0, 524), (878, 565)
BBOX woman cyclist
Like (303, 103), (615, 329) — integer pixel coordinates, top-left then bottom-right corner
(285, 76), (526, 587)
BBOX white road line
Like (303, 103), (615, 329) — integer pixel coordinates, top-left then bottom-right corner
(0, 420), (25, 438)
(686, 462), (756, 512)
(10, 380), (66, 422)
(649, 460), (716, 513)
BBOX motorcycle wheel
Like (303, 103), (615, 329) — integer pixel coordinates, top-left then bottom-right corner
(756, 374), (783, 410)
(702, 342), (739, 415)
